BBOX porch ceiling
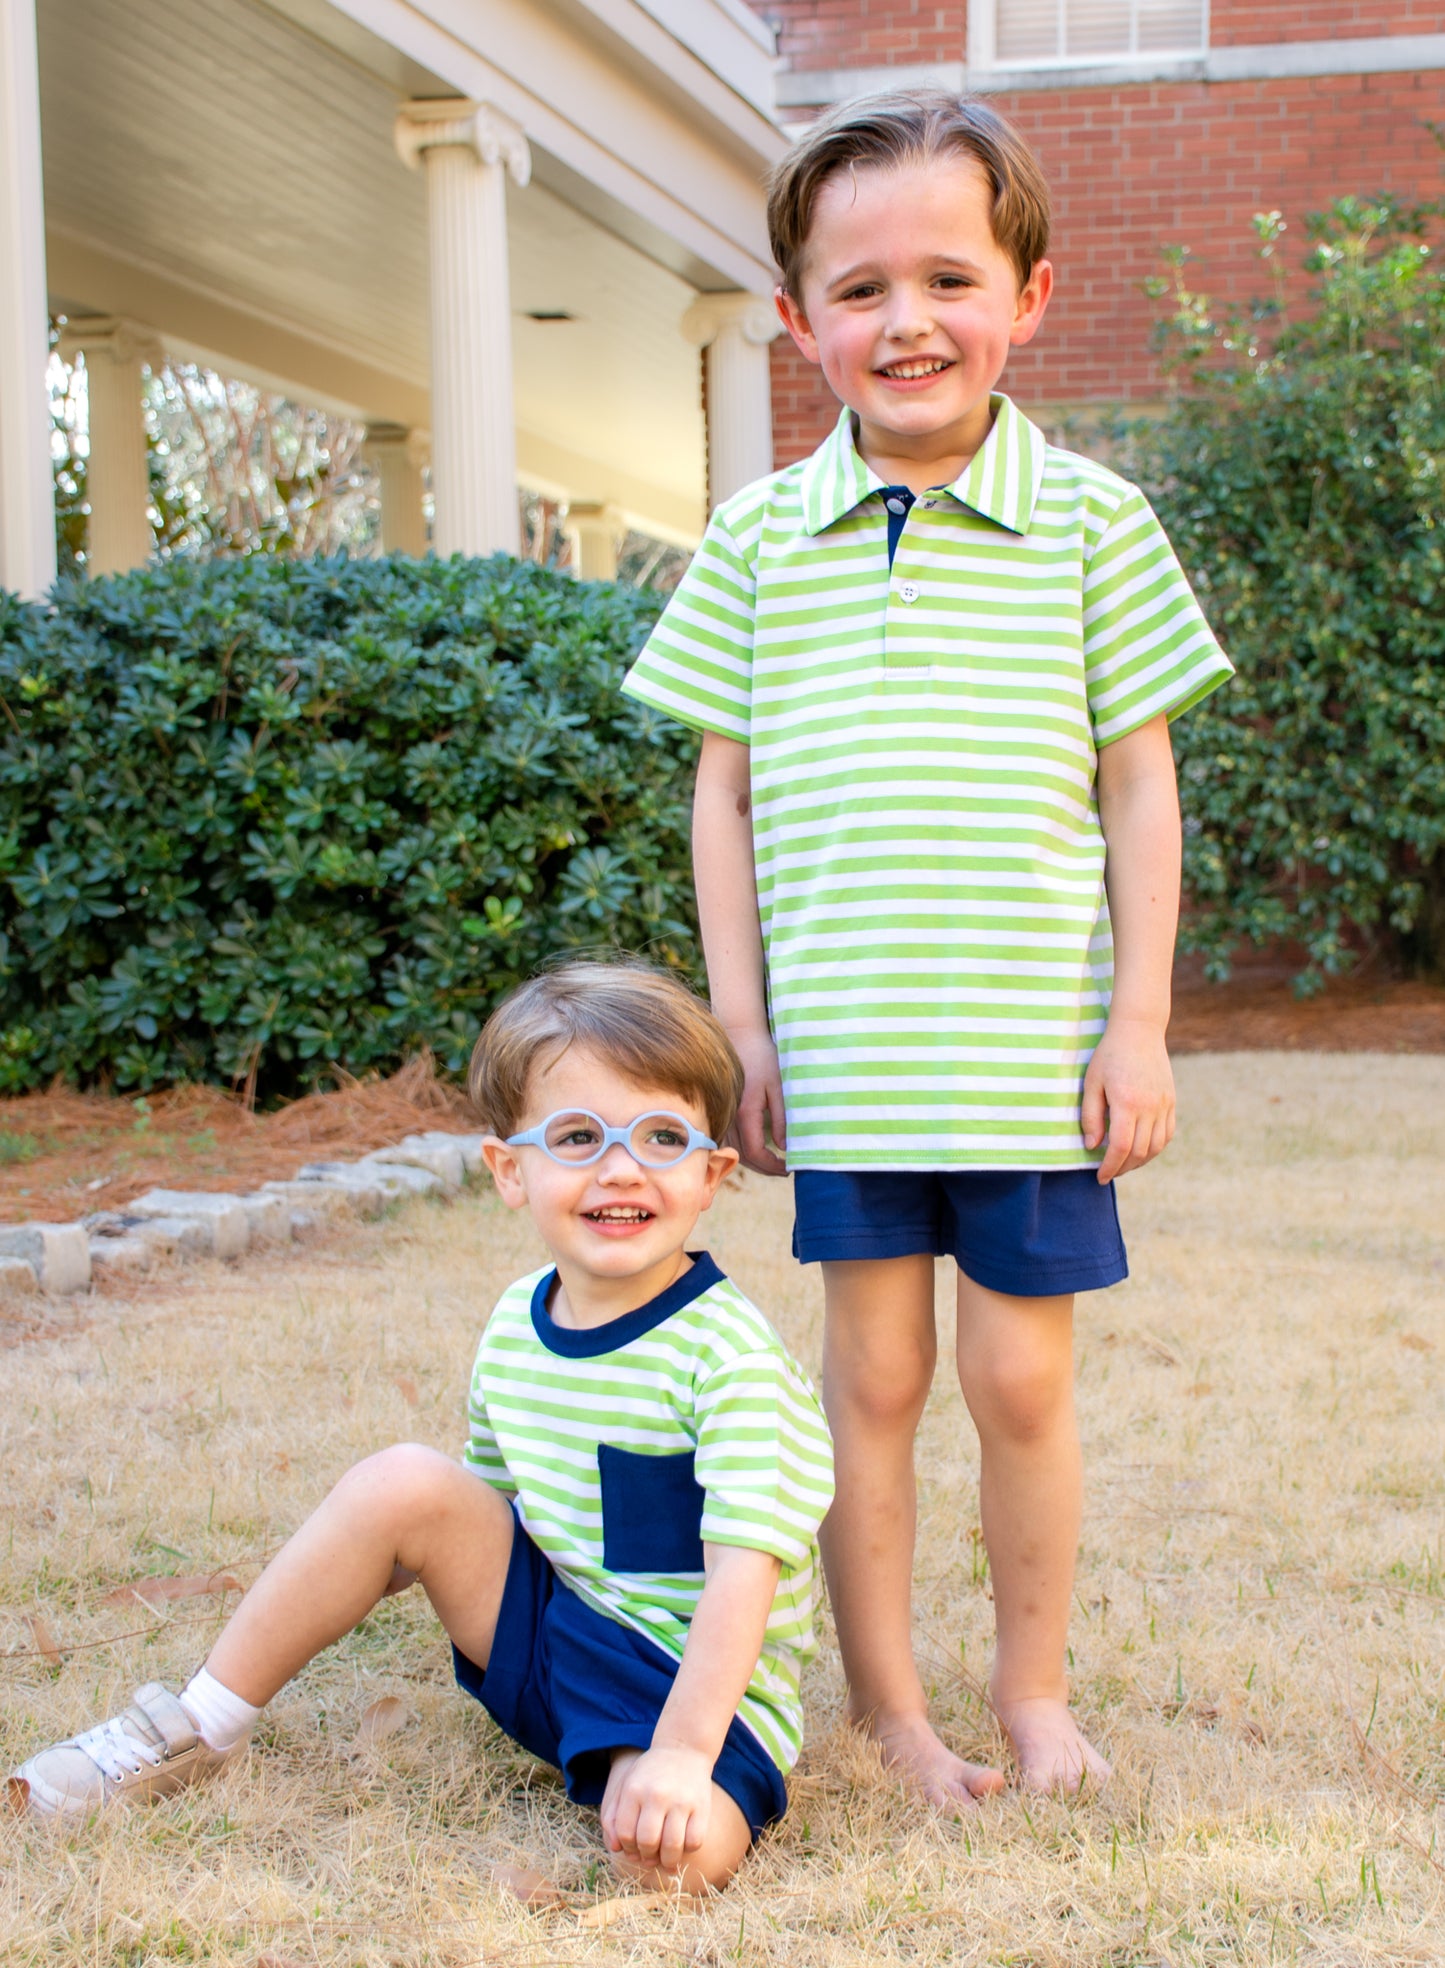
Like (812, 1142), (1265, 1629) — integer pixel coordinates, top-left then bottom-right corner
(37, 0), (706, 528)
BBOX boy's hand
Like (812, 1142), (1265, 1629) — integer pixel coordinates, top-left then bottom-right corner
(1081, 1014), (1176, 1183)
(600, 1744), (713, 1872)
(600, 1543), (777, 1875)
(727, 1026), (788, 1178)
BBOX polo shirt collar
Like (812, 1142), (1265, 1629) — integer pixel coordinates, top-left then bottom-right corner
(799, 392), (1047, 538)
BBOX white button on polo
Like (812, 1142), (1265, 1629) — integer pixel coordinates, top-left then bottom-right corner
(885, 497), (908, 515)
(897, 581), (920, 604)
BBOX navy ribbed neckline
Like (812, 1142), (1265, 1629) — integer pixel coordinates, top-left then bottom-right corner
(529, 1251), (725, 1358)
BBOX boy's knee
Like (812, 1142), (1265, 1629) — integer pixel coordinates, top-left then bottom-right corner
(849, 1362), (932, 1431)
(961, 1350), (1072, 1443)
(829, 1331), (935, 1427)
(334, 1443), (455, 1517)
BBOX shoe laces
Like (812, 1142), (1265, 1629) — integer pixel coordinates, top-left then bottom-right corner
(70, 1713), (166, 1784)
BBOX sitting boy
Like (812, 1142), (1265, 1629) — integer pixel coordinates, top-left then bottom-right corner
(10, 962), (835, 1894)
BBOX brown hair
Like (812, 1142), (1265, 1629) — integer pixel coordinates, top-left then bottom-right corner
(468, 960), (745, 1143)
(766, 89), (1051, 296)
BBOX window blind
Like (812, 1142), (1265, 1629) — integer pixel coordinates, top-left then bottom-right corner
(994, 0), (1206, 62)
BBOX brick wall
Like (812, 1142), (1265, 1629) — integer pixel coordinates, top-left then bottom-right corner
(1211, 0), (1443, 46)
(760, 2), (962, 73)
(772, 336), (839, 467)
(756, 0), (1440, 64)
(769, 65), (1445, 461)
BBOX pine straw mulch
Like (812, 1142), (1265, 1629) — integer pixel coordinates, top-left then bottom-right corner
(1169, 946), (1445, 1055)
(1, 951), (1442, 1225)
(0, 1055), (479, 1226)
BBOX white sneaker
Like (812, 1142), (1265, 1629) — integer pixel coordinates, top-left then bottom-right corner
(9, 1682), (241, 1819)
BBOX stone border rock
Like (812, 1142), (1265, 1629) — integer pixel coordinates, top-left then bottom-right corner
(0, 1131), (487, 1297)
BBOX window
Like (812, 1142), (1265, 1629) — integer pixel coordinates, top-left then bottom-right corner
(983, 0), (1207, 66)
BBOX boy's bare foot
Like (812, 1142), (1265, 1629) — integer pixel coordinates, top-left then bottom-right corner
(862, 1708), (1006, 1813)
(994, 1695), (1110, 1794)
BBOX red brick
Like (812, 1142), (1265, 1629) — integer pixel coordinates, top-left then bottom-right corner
(1211, 0), (1437, 45)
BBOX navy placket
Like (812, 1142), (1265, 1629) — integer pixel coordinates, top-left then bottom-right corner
(882, 485), (915, 566)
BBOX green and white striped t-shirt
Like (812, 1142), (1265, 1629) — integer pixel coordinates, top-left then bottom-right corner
(622, 395), (1233, 1170)
(463, 1253), (834, 1772)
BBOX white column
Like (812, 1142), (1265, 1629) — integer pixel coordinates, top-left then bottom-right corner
(363, 424), (430, 555)
(395, 100), (529, 559)
(57, 317), (159, 576)
(681, 293), (781, 509)
(565, 500), (623, 582)
(0, 0), (56, 599)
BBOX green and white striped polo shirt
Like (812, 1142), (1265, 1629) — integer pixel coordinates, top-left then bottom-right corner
(622, 395), (1233, 1170)
(463, 1252), (834, 1772)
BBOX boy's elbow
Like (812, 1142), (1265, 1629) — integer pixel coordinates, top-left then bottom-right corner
(696, 730), (751, 800)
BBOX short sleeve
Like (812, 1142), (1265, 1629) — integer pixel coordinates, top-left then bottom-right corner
(620, 508), (757, 742)
(461, 1356), (513, 1495)
(1083, 489), (1234, 747)
(693, 1351), (834, 1567)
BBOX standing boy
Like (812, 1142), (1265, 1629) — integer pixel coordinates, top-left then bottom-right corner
(622, 92), (1232, 1805)
(12, 964), (834, 1894)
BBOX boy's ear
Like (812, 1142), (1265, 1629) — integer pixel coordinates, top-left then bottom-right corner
(1010, 258), (1053, 348)
(480, 1135), (529, 1210)
(775, 284), (821, 367)
(698, 1143), (741, 1210)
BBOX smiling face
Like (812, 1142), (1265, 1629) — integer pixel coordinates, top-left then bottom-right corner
(775, 155), (1052, 485)
(480, 1044), (739, 1327)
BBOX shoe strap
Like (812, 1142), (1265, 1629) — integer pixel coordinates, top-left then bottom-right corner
(128, 1684), (198, 1758)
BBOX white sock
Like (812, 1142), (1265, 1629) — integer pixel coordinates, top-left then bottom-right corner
(179, 1667), (261, 1752)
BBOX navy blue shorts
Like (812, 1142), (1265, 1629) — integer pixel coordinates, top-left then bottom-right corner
(453, 1510), (787, 1841)
(791, 1167), (1127, 1297)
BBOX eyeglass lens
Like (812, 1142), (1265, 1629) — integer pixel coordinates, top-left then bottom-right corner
(540, 1111), (695, 1165)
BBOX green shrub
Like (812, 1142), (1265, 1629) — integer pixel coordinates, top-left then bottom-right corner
(1121, 195), (1445, 987)
(0, 553), (695, 1097)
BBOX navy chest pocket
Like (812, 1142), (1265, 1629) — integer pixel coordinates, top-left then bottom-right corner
(598, 1443), (706, 1574)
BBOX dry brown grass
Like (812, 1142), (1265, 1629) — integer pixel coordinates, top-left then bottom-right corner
(2, 1053), (1442, 1967)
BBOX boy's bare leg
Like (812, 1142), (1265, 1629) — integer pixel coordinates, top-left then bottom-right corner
(207, 1444), (514, 1704)
(953, 1277), (1110, 1792)
(819, 1256), (1005, 1809)
(602, 1749), (752, 1895)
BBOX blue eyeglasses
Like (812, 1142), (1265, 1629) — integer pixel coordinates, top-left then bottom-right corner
(505, 1108), (718, 1168)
